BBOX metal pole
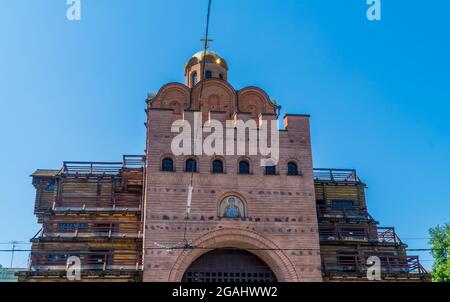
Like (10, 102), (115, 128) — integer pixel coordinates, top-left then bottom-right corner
(10, 241), (16, 268)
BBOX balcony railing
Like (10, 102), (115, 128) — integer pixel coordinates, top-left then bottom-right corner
(377, 227), (402, 244)
(53, 196), (142, 212)
(317, 205), (374, 221)
(319, 226), (402, 244)
(41, 221), (143, 239)
(321, 253), (427, 275)
(314, 168), (360, 183)
(123, 155), (145, 168)
(29, 251), (142, 272)
(62, 155), (145, 176)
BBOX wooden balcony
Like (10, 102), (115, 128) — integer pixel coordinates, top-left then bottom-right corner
(319, 226), (402, 244)
(321, 253), (427, 276)
(317, 205), (375, 221)
(28, 250), (143, 272)
(53, 197), (142, 212)
(41, 221), (143, 239)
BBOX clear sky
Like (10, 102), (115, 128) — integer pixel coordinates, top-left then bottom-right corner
(0, 0), (449, 269)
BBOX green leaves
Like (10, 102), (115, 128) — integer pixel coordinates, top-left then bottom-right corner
(429, 223), (450, 282)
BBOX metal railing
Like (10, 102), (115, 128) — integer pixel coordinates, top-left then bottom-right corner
(63, 162), (123, 175)
(62, 155), (145, 176)
(321, 253), (427, 275)
(318, 226), (402, 244)
(123, 155), (145, 168)
(314, 168), (360, 183)
(377, 227), (402, 244)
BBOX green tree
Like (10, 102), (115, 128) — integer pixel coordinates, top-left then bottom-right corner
(429, 223), (450, 282)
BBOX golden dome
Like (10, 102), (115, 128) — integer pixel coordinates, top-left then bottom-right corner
(186, 50), (228, 71)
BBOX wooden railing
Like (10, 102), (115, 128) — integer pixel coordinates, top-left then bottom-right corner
(317, 205), (374, 220)
(314, 168), (360, 183)
(54, 196), (142, 211)
(29, 251), (143, 272)
(321, 253), (427, 275)
(42, 221), (143, 239)
(319, 226), (402, 244)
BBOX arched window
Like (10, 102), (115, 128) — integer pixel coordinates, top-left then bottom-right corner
(219, 73), (224, 80)
(212, 159), (224, 174)
(239, 160), (250, 174)
(185, 159), (197, 173)
(288, 162), (299, 176)
(219, 196), (245, 218)
(191, 71), (198, 86)
(265, 165), (276, 175)
(162, 158), (174, 172)
(205, 70), (213, 79)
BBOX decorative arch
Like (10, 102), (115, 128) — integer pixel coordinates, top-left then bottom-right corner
(191, 79), (237, 113)
(150, 83), (190, 111)
(238, 87), (277, 115)
(168, 228), (299, 282)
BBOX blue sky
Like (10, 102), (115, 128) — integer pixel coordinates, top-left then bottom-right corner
(0, 0), (449, 269)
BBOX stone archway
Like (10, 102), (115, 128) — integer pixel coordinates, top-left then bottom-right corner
(168, 228), (299, 282)
(182, 249), (278, 282)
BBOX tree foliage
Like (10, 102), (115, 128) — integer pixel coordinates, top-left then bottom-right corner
(429, 223), (450, 282)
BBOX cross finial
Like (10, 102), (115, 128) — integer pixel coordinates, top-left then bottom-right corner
(201, 36), (213, 50)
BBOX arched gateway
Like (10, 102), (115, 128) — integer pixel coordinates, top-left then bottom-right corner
(168, 228), (299, 282)
(182, 249), (277, 282)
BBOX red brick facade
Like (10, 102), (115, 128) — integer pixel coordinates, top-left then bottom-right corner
(143, 51), (323, 282)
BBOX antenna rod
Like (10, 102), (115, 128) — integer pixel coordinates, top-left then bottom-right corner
(10, 241), (17, 268)
(199, 0), (213, 100)
(183, 172), (194, 248)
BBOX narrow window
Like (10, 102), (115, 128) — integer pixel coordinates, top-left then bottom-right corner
(239, 161), (250, 174)
(191, 71), (198, 86)
(205, 70), (213, 79)
(212, 159), (224, 174)
(185, 159), (197, 173)
(219, 73), (224, 80)
(162, 158), (174, 172)
(287, 162), (299, 176)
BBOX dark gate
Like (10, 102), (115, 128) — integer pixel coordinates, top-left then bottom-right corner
(182, 248), (278, 282)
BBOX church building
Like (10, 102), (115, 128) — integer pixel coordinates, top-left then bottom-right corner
(19, 51), (429, 282)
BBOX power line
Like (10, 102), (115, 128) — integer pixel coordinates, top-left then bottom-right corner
(0, 247), (446, 253)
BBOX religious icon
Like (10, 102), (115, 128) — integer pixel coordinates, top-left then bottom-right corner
(224, 197), (241, 218)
